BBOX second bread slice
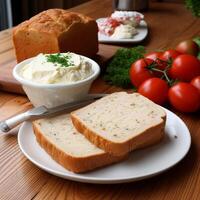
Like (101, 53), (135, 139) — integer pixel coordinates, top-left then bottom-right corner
(71, 92), (166, 156)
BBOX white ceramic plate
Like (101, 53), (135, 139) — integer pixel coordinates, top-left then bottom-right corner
(97, 18), (148, 44)
(18, 108), (191, 184)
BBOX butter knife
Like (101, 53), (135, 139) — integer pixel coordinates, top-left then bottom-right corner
(0, 94), (106, 133)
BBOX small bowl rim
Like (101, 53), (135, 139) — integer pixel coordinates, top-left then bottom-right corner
(13, 54), (100, 88)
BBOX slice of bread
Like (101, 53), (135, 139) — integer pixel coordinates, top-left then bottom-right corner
(32, 114), (126, 173)
(71, 92), (166, 156)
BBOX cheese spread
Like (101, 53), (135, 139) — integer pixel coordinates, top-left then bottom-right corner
(111, 24), (137, 39)
(97, 11), (143, 39)
(20, 53), (93, 84)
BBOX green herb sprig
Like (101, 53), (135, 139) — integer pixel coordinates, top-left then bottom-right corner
(46, 53), (73, 67)
(193, 37), (200, 59)
(185, 0), (200, 17)
(104, 46), (145, 88)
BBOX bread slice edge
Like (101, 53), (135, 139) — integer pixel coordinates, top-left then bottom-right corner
(32, 122), (126, 173)
(71, 113), (166, 156)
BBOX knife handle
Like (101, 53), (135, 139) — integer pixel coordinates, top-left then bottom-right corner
(0, 112), (30, 133)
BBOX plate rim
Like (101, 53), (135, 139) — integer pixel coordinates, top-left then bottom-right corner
(18, 108), (191, 184)
(96, 18), (148, 43)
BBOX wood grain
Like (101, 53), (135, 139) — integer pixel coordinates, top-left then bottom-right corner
(0, 0), (200, 200)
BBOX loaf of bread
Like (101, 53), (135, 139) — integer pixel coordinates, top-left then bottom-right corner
(71, 92), (166, 156)
(33, 114), (126, 173)
(13, 9), (98, 63)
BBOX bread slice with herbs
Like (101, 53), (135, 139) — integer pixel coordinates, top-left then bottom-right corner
(32, 114), (126, 173)
(71, 92), (166, 156)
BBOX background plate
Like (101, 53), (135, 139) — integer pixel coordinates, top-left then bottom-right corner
(97, 18), (148, 44)
(18, 108), (191, 184)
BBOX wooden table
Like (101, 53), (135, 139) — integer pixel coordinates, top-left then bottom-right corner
(0, 0), (200, 199)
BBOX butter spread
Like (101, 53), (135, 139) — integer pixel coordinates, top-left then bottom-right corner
(20, 53), (93, 84)
(111, 24), (137, 39)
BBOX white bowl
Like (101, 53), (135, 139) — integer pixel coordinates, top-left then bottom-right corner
(13, 55), (100, 108)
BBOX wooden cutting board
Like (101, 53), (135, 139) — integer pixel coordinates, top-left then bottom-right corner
(0, 29), (120, 94)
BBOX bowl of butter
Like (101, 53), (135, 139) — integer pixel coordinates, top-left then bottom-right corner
(13, 52), (100, 108)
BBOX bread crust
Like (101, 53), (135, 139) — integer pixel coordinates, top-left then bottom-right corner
(71, 113), (166, 156)
(32, 122), (126, 173)
(13, 9), (98, 62)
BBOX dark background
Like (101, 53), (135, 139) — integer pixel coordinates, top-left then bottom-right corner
(0, 0), (184, 31)
(11, 0), (90, 26)
(0, 0), (90, 30)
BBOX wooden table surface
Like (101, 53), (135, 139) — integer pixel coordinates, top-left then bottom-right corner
(0, 0), (200, 199)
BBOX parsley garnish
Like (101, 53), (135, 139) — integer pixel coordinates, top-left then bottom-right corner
(185, 0), (200, 17)
(193, 37), (200, 59)
(46, 53), (73, 67)
(104, 46), (145, 88)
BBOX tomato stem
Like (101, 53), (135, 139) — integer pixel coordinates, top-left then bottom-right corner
(147, 60), (174, 86)
(149, 68), (163, 73)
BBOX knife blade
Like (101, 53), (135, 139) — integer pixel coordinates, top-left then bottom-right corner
(0, 94), (107, 133)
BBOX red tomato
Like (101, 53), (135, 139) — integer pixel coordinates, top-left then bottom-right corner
(129, 58), (154, 87)
(138, 78), (169, 105)
(168, 82), (200, 112)
(169, 55), (200, 82)
(191, 76), (200, 94)
(145, 52), (163, 61)
(160, 49), (181, 61)
(176, 40), (199, 56)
